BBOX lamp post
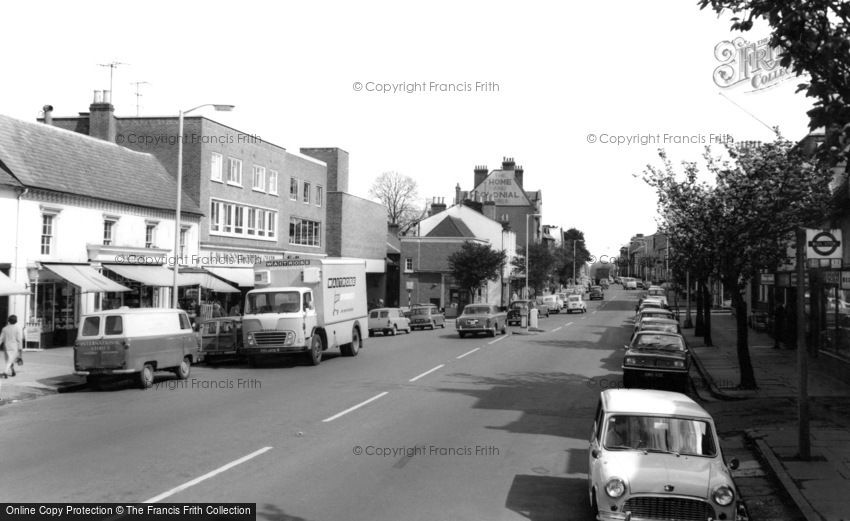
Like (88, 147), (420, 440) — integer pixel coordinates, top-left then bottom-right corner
(172, 104), (235, 309)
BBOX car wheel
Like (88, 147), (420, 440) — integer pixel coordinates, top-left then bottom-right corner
(459, 332), (466, 339)
(308, 333), (323, 365)
(392, 325), (398, 336)
(341, 327), (361, 357)
(175, 356), (191, 380)
(139, 364), (154, 389)
(86, 375), (102, 389)
(489, 324), (497, 337)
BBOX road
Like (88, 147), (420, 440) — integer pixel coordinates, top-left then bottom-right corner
(0, 291), (637, 520)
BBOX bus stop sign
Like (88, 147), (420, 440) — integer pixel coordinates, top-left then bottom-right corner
(806, 229), (842, 259)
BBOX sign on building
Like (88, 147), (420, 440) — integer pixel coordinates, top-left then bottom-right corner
(470, 170), (530, 206)
(806, 229), (842, 259)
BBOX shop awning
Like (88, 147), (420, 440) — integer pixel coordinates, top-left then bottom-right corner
(44, 264), (131, 293)
(104, 264), (176, 287)
(0, 271), (28, 296)
(178, 272), (240, 293)
(205, 267), (254, 288)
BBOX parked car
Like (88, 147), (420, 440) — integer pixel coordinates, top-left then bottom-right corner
(408, 305), (446, 330)
(623, 277), (638, 290)
(622, 331), (690, 391)
(588, 389), (741, 521)
(634, 308), (677, 334)
(536, 294), (562, 314)
(456, 304), (507, 337)
(507, 300), (545, 325)
(589, 286), (604, 301)
(636, 297), (666, 314)
(74, 308), (200, 389)
(565, 294), (587, 314)
(634, 317), (682, 336)
(198, 316), (242, 364)
(368, 307), (412, 336)
(647, 285), (669, 306)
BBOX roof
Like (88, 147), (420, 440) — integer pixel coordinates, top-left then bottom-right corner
(84, 307), (187, 316)
(426, 215), (474, 238)
(601, 389), (710, 419)
(0, 114), (202, 214)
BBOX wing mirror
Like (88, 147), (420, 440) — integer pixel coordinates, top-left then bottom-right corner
(728, 457), (740, 470)
(591, 448), (601, 459)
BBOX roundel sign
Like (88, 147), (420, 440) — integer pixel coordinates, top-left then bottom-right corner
(806, 229), (842, 259)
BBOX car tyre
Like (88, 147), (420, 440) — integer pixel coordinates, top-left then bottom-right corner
(392, 325), (398, 336)
(139, 363), (155, 389)
(175, 356), (191, 380)
(308, 333), (323, 365)
(341, 327), (361, 357)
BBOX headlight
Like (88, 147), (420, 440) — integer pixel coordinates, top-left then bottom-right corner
(713, 485), (734, 506)
(605, 478), (626, 498)
(673, 360), (685, 368)
(247, 332), (256, 346)
(624, 357), (636, 365)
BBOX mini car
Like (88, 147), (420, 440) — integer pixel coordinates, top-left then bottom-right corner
(408, 305), (446, 330)
(565, 294), (587, 313)
(588, 389), (741, 521)
(456, 303), (507, 337)
(589, 286), (604, 301)
(368, 307), (412, 336)
(198, 316), (243, 364)
(622, 331), (690, 391)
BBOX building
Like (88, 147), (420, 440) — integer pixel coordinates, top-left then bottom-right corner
(400, 202), (516, 316)
(0, 111), (204, 347)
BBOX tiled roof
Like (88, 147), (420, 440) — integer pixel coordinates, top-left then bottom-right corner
(0, 114), (201, 214)
(426, 215), (474, 238)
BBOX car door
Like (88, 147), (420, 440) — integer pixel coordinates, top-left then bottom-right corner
(588, 399), (605, 503)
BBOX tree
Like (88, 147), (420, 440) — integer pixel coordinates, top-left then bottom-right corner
(448, 241), (507, 303)
(512, 242), (557, 295)
(557, 228), (592, 284)
(369, 171), (421, 226)
(698, 0), (850, 165)
(642, 142), (833, 389)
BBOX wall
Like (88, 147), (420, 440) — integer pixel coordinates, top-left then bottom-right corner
(326, 192), (386, 260)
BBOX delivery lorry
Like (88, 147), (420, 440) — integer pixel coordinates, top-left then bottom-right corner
(241, 258), (368, 366)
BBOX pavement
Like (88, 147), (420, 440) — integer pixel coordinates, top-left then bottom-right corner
(0, 346), (85, 404)
(685, 311), (850, 521)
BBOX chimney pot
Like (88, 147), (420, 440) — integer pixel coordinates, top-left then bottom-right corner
(42, 105), (54, 125)
(93, 90), (103, 103)
(103, 90), (112, 104)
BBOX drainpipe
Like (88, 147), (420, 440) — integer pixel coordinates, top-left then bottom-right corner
(14, 187), (29, 327)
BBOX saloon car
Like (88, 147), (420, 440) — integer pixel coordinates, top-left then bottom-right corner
(623, 331), (690, 391)
(456, 304), (507, 337)
(589, 286), (604, 301)
(634, 317), (682, 336)
(408, 305), (446, 330)
(536, 294), (563, 314)
(588, 389), (741, 521)
(634, 308), (677, 334)
(368, 307), (412, 336)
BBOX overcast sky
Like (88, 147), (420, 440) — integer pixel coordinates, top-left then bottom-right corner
(1, 0), (815, 260)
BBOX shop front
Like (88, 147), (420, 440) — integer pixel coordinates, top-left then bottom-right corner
(101, 263), (175, 309)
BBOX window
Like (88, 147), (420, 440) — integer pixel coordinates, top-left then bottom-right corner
(316, 185), (323, 207)
(405, 258), (413, 272)
(81, 317), (100, 336)
(267, 212), (276, 238)
(252, 165), (266, 191)
(289, 217), (321, 246)
(303, 182), (311, 204)
(290, 178), (298, 200)
(268, 170), (278, 195)
(179, 228), (188, 258)
(211, 153), (223, 182)
(222, 203), (234, 233)
(256, 209), (266, 237)
(145, 223), (157, 248)
(41, 214), (54, 255)
(210, 201), (221, 232)
(103, 219), (116, 246)
(105, 316), (123, 335)
(247, 208), (256, 235)
(227, 157), (242, 185)
(209, 199), (277, 240)
(234, 207), (244, 234)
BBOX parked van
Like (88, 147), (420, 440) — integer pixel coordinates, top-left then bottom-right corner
(74, 308), (201, 389)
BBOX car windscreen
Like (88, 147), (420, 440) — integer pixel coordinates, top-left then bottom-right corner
(603, 415), (716, 457)
(568, 296), (581, 302)
(245, 291), (301, 314)
(633, 334), (685, 351)
(463, 305), (492, 315)
(649, 289), (665, 296)
(411, 307), (431, 315)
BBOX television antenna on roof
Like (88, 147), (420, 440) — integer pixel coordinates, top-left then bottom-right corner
(130, 81), (151, 116)
(97, 61), (128, 100)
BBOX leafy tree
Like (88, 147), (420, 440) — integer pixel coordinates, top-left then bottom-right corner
(448, 241), (507, 303)
(642, 142), (832, 389)
(698, 0), (850, 166)
(512, 242), (557, 295)
(369, 171), (421, 226)
(556, 229), (592, 284)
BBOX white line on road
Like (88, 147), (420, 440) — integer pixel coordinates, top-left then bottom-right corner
(409, 364), (446, 382)
(565, 322), (573, 326)
(553, 327), (562, 332)
(143, 446), (273, 503)
(456, 347), (480, 359)
(322, 392), (390, 422)
(488, 335), (507, 345)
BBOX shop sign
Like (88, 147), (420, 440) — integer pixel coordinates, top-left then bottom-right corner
(824, 271), (841, 285)
(760, 273), (774, 285)
(841, 271), (850, 290)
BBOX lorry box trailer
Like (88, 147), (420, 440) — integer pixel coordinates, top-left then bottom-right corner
(242, 258), (368, 365)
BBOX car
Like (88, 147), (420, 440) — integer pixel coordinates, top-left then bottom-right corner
(622, 331), (690, 391)
(589, 286), (604, 301)
(634, 317), (682, 336)
(635, 280), (646, 290)
(564, 294), (587, 314)
(368, 307), (412, 336)
(623, 277), (638, 290)
(588, 389), (741, 521)
(198, 316), (242, 363)
(536, 295), (562, 314)
(408, 305), (446, 330)
(636, 297), (667, 314)
(646, 285), (669, 306)
(634, 308), (677, 334)
(507, 300), (545, 325)
(456, 303), (507, 337)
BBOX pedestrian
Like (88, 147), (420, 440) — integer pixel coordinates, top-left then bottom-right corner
(212, 300), (224, 318)
(229, 302), (241, 316)
(0, 315), (23, 378)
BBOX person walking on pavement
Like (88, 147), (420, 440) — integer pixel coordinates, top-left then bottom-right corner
(1, 315), (23, 378)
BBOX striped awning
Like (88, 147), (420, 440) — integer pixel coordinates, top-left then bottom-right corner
(205, 267), (254, 288)
(104, 264), (176, 287)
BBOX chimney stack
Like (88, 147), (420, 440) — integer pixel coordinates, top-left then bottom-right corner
(501, 156), (516, 170)
(42, 105), (54, 125)
(473, 164), (488, 188)
(430, 196), (447, 216)
(89, 89), (117, 142)
(515, 164), (524, 188)
(455, 183), (461, 205)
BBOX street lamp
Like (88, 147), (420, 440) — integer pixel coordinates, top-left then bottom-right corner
(524, 213), (541, 300)
(172, 104), (235, 309)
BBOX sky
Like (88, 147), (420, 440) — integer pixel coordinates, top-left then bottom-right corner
(0, 0), (816, 261)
